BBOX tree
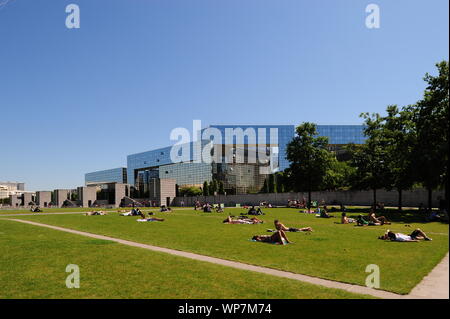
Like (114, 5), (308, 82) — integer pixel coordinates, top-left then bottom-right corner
(261, 179), (269, 193)
(347, 112), (390, 207)
(202, 181), (209, 196)
(411, 61), (449, 209)
(322, 160), (355, 191)
(268, 174), (275, 193)
(380, 105), (416, 210)
(286, 122), (335, 212)
(218, 181), (225, 195)
(179, 186), (202, 197)
(209, 179), (218, 195)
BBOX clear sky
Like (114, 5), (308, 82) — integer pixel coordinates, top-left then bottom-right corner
(0, 0), (448, 191)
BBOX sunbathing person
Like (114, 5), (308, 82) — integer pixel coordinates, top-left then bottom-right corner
(356, 214), (381, 226)
(223, 216), (263, 224)
(378, 229), (432, 242)
(252, 230), (291, 245)
(341, 212), (355, 224)
(274, 220), (312, 232)
(368, 210), (391, 225)
(85, 211), (107, 216)
(137, 217), (165, 222)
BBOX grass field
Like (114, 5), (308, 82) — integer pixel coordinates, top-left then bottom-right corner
(1, 207), (447, 295)
(0, 219), (372, 299)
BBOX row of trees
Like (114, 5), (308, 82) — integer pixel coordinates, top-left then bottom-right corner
(282, 61), (448, 210)
(176, 180), (226, 197)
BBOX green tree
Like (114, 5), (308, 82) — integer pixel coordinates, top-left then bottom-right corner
(411, 61), (449, 209)
(218, 181), (225, 195)
(209, 179), (218, 195)
(179, 186), (202, 197)
(348, 112), (394, 206)
(323, 160), (355, 191)
(381, 105), (416, 210)
(268, 174), (275, 193)
(261, 179), (269, 193)
(202, 181), (209, 196)
(286, 122), (335, 212)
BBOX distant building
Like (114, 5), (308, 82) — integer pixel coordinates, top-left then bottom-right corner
(0, 182), (26, 199)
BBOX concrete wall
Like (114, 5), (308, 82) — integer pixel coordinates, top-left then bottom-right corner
(77, 186), (97, 207)
(114, 183), (127, 208)
(22, 193), (34, 206)
(9, 195), (21, 207)
(54, 189), (69, 207)
(159, 179), (176, 206)
(173, 189), (445, 208)
(147, 178), (176, 206)
(36, 191), (51, 207)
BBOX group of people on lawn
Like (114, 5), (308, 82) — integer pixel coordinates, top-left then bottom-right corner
(86, 200), (436, 244)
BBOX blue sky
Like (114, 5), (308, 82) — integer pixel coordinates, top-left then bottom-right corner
(0, 0), (448, 191)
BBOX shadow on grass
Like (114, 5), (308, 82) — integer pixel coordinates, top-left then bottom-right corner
(341, 207), (449, 224)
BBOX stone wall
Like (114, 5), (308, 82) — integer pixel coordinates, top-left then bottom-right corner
(36, 191), (51, 207)
(173, 189), (445, 208)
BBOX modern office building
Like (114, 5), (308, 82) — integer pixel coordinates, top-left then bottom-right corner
(85, 167), (127, 185)
(125, 124), (366, 195)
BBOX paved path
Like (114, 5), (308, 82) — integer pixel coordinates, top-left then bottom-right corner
(6, 218), (449, 299)
(409, 253), (449, 299)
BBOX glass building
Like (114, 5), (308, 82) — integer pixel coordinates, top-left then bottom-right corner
(85, 168), (127, 185)
(125, 124), (366, 195)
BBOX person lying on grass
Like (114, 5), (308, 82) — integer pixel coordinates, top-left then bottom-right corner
(273, 219), (312, 232)
(341, 212), (355, 224)
(378, 229), (432, 242)
(137, 217), (165, 222)
(85, 211), (107, 216)
(368, 209), (391, 225)
(356, 214), (380, 226)
(223, 216), (263, 224)
(252, 230), (291, 245)
(120, 208), (146, 219)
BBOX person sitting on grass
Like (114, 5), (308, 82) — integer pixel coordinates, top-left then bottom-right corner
(368, 209), (391, 225)
(215, 205), (224, 213)
(378, 229), (432, 242)
(316, 206), (333, 218)
(356, 214), (373, 226)
(85, 211), (107, 216)
(223, 216), (263, 224)
(248, 206), (264, 215)
(137, 217), (165, 222)
(252, 230), (291, 245)
(273, 219), (312, 232)
(160, 205), (172, 212)
(341, 212), (355, 224)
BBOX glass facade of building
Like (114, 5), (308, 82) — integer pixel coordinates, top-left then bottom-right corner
(85, 168), (127, 185)
(316, 125), (366, 145)
(125, 124), (366, 195)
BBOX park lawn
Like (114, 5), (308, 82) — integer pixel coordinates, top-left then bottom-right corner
(0, 207), (136, 215)
(4, 208), (448, 294)
(0, 219), (372, 299)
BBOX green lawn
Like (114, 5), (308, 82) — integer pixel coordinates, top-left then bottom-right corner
(0, 219), (371, 299)
(3, 207), (447, 294)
